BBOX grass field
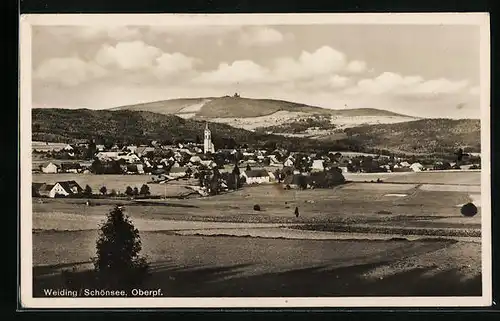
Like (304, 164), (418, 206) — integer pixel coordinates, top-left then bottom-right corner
(33, 231), (481, 297)
(31, 170), (483, 297)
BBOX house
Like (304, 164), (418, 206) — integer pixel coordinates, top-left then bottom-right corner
(63, 144), (74, 151)
(96, 144), (105, 151)
(241, 169), (272, 184)
(284, 158), (295, 167)
(311, 159), (325, 172)
(40, 162), (59, 174)
(169, 167), (189, 178)
(410, 162), (424, 172)
(32, 183), (54, 197)
(60, 162), (81, 173)
(49, 181), (83, 198)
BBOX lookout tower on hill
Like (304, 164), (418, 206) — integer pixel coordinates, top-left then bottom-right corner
(204, 122), (215, 154)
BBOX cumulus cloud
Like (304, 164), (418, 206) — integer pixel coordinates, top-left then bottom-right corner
(346, 60), (367, 73)
(273, 46), (347, 81)
(33, 56), (108, 86)
(239, 27), (286, 46)
(345, 72), (470, 96)
(95, 41), (162, 70)
(194, 60), (270, 84)
(35, 40), (200, 86)
(155, 52), (201, 78)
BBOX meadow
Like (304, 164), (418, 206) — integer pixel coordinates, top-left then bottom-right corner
(31, 170), (483, 297)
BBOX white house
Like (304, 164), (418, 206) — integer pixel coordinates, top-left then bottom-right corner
(63, 144), (74, 151)
(49, 181), (83, 198)
(40, 162), (59, 174)
(311, 159), (325, 172)
(410, 162), (424, 172)
(284, 158), (295, 167)
(241, 169), (272, 184)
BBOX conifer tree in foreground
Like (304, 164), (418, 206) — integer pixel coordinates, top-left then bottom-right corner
(93, 205), (149, 292)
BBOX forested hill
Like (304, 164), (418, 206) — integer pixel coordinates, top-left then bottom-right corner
(32, 108), (481, 155)
(31, 108), (286, 147)
(344, 118), (481, 154)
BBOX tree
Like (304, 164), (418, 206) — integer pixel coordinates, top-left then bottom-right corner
(84, 185), (93, 196)
(93, 206), (150, 292)
(125, 186), (134, 197)
(139, 184), (150, 196)
(246, 164), (251, 171)
(99, 186), (107, 195)
(133, 187), (139, 196)
(231, 165), (241, 189)
(109, 189), (117, 197)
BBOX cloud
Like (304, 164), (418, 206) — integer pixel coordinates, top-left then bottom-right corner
(239, 27), (286, 46)
(95, 41), (162, 70)
(346, 60), (367, 73)
(33, 56), (108, 86)
(35, 40), (201, 86)
(345, 72), (470, 96)
(329, 75), (350, 88)
(273, 46), (347, 81)
(194, 60), (270, 84)
(155, 52), (201, 78)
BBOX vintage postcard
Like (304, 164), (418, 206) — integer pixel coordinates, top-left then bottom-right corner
(19, 13), (491, 308)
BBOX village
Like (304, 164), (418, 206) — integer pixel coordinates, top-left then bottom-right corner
(32, 123), (481, 199)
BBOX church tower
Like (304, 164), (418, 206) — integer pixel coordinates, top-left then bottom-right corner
(204, 122), (215, 154)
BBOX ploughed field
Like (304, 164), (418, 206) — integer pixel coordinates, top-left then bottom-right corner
(31, 171), (483, 297)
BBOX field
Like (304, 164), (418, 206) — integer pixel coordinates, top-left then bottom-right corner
(31, 171), (483, 297)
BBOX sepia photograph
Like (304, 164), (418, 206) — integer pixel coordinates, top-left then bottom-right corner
(19, 13), (491, 308)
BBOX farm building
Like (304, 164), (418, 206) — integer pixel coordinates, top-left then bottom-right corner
(241, 169), (273, 184)
(40, 162), (59, 174)
(48, 181), (83, 198)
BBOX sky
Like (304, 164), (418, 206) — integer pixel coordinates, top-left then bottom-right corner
(31, 23), (482, 119)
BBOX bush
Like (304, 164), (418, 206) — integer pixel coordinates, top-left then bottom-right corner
(461, 202), (478, 217)
(92, 205), (150, 292)
(253, 204), (261, 211)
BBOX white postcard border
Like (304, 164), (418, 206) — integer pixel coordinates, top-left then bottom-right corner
(19, 13), (492, 308)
